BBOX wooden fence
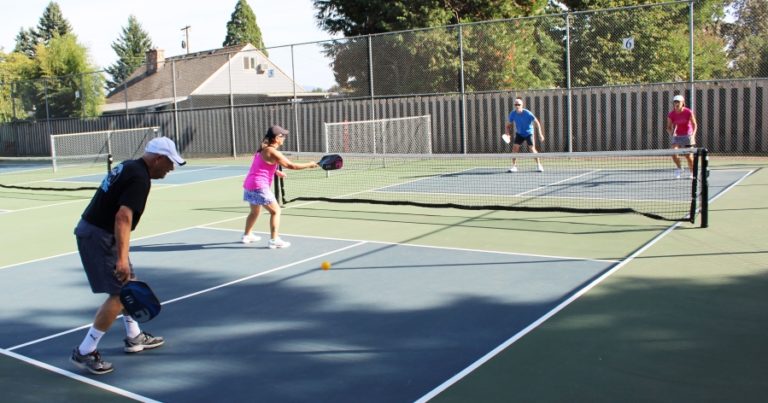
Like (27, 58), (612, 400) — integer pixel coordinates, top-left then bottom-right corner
(2, 79), (766, 158)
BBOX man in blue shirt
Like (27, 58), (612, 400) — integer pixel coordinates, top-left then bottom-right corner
(505, 98), (545, 172)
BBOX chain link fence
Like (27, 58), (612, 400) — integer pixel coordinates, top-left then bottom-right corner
(2, 0), (766, 157)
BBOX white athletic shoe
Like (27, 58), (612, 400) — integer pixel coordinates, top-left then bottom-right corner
(269, 238), (291, 249)
(674, 169), (682, 179)
(241, 233), (261, 244)
(507, 166), (518, 173)
(536, 164), (544, 172)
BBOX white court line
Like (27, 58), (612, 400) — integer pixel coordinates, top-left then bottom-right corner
(1, 168), (753, 397)
(205, 226), (619, 264)
(513, 170), (602, 197)
(0, 348), (160, 403)
(6, 240), (368, 351)
(708, 169), (757, 203)
(414, 221), (682, 403)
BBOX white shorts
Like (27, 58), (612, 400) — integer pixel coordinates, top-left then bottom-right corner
(671, 135), (694, 147)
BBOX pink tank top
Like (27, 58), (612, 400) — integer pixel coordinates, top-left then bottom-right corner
(668, 108), (693, 136)
(243, 150), (277, 191)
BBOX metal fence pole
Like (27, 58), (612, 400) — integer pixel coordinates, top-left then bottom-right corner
(566, 13), (573, 153)
(10, 82), (17, 121)
(228, 53), (237, 157)
(123, 80), (129, 120)
(291, 44), (300, 153)
(689, 0), (695, 108)
(368, 35), (375, 122)
(43, 78), (52, 138)
(458, 25), (467, 154)
(172, 60), (180, 144)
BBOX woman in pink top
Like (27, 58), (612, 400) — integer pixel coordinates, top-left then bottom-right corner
(242, 125), (318, 248)
(666, 95), (698, 179)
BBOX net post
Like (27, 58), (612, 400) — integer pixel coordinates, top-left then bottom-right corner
(700, 148), (709, 228)
(274, 166), (286, 205)
(49, 134), (57, 172)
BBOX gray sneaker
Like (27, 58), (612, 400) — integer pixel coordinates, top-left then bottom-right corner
(70, 348), (114, 375)
(124, 331), (165, 353)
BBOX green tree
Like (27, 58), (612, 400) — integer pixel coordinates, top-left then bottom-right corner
(313, 0), (557, 94)
(105, 15), (154, 91)
(35, 1), (73, 44)
(0, 51), (36, 122)
(223, 0), (267, 54)
(314, 0), (547, 35)
(34, 34), (104, 119)
(14, 28), (38, 58)
(725, 0), (768, 77)
(12, 2), (73, 59)
(557, 0), (729, 85)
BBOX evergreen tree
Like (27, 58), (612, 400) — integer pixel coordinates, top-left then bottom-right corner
(35, 1), (73, 44)
(14, 28), (38, 58)
(223, 0), (267, 54)
(105, 15), (154, 91)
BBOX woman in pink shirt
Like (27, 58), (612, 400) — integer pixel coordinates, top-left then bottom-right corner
(242, 125), (318, 248)
(666, 95), (698, 179)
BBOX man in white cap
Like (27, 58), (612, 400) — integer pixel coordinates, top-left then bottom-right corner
(70, 136), (185, 374)
(666, 94), (698, 179)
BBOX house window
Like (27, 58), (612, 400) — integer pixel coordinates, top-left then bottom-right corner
(243, 57), (257, 70)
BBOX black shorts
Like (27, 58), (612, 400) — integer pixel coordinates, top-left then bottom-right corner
(74, 219), (132, 295)
(514, 134), (534, 146)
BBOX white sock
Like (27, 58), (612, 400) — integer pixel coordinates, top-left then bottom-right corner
(78, 327), (105, 355)
(123, 315), (141, 339)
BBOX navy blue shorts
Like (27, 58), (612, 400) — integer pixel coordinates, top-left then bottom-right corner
(514, 134), (534, 145)
(74, 219), (132, 295)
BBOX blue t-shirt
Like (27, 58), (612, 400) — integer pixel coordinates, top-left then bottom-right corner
(508, 109), (536, 136)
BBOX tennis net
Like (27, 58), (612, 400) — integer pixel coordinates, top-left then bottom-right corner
(0, 156), (101, 192)
(279, 148), (709, 225)
(51, 127), (159, 172)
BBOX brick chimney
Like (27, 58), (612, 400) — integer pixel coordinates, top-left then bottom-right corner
(146, 49), (165, 74)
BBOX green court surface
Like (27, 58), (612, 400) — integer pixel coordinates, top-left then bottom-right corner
(1, 156), (766, 401)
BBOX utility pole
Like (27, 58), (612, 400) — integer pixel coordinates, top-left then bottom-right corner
(180, 25), (191, 54)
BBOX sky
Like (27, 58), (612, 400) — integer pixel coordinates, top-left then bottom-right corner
(0, 0), (341, 89)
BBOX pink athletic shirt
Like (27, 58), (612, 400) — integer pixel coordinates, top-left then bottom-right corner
(668, 107), (694, 136)
(243, 151), (278, 191)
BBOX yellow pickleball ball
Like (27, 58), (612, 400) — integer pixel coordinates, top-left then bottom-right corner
(320, 261), (332, 270)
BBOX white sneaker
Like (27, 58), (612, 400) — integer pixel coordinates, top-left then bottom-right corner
(536, 164), (544, 172)
(674, 169), (682, 179)
(507, 166), (518, 173)
(268, 238), (291, 249)
(241, 233), (261, 244)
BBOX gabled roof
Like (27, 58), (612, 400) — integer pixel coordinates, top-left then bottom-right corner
(105, 44), (252, 105)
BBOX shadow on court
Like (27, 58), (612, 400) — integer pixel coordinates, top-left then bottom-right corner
(2, 227), (615, 402)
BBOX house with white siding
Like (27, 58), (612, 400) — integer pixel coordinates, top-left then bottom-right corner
(103, 43), (325, 113)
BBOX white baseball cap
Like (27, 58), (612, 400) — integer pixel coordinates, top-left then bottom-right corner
(673, 95), (685, 102)
(145, 137), (186, 166)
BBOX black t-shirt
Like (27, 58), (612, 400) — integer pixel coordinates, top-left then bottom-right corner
(81, 158), (151, 232)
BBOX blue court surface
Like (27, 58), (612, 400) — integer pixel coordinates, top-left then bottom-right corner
(53, 165), (246, 185)
(1, 227), (618, 402)
(46, 162), (747, 206)
(382, 167), (688, 200)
